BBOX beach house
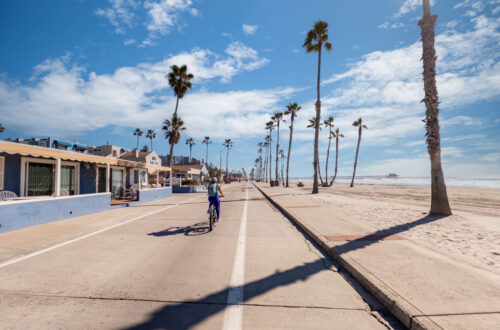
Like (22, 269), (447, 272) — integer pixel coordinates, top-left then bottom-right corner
(0, 140), (172, 233)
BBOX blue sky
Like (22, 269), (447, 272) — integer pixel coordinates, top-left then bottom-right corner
(1, 0), (499, 178)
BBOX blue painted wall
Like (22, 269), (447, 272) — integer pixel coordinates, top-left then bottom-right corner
(0, 193), (111, 233)
(173, 185), (206, 193)
(80, 165), (97, 194)
(1, 153), (21, 196)
(137, 187), (172, 203)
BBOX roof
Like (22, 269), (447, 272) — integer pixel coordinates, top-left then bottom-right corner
(0, 141), (170, 172)
(120, 151), (153, 158)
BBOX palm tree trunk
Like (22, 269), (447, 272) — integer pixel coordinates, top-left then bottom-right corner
(269, 136), (273, 185)
(226, 149), (229, 183)
(350, 126), (362, 187)
(169, 142), (175, 167)
(317, 158), (324, 186)
(275, 124), (280, 186)
(312, 46), (322, 194)
(150, 139), (153, 151)
(136, 136), (139, 150)
(325, 135), (332, 186)
(286, 120), (293, 188)
(173, 97), (180, 117)
(330, 136), (339, 185)
(206, 144), (208, 165)
(189, 146), (192, 163)
(419, 8), (452, 215)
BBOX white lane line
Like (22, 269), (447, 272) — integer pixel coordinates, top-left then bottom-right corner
(223, 183), (249, 330)
(0, 195), (204, 269)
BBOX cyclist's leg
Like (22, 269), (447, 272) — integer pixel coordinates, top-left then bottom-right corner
(208, 196), (214, 213)
(215, 196), (220, 219)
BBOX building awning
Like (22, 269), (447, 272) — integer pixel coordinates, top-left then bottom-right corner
(0, 141), (171, 172)
(73, 143), (88, 149)
(53, 140), (72, 147)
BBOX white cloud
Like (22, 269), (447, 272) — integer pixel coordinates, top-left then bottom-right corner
(144, 0), (196, 37)
(96, 0), (199, 44)
(480, 152), (500, 162)
(124, 39), (137, 46)
(324, 15), (500, 110)
(95, 0), (139, 34)
(441, 116), (483, 127)
(242, 24), (259, 35)
(0, 43), (275, 138)
(495, 119), (500, 124)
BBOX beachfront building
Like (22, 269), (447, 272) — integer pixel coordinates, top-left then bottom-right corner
(171, 164), (208, 183)
(160, 154), (201, 166)
(0, 141), (172, 233)
(119, 150), (162, 187)
(6, 137), (91, 153)
(89, 143), (128, 158)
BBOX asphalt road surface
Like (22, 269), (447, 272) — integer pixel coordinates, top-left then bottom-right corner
(0, 182), (392, 329)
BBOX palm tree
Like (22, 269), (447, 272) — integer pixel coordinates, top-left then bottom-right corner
(329, 128), (344, 186)
(162, 116), (186, 167)
(419, 0), (452, 215)
(350, 118), (367, 187)
(223, 139), (233, 183)
(145, 129), (157, 151)
(263, 139), (270, 182)
(265, 121), (275, 184)
(257, 142), (264, 181)
(202, 136), (212, 164)
(284, 102), (301, 188)
(272, 112), (285, 186)
(133, 128), (143, 150)
(303, 20), (332, 194)
(307, 117), (324, 186)
(185, 138), (195, 163)
(323, 116), (334, 186)
(0, 123), (4, 133)
(167, 64), (194, 117)
(279, 149), (286, 186)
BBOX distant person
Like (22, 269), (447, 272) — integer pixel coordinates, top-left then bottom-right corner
(207, 177), (224, 221)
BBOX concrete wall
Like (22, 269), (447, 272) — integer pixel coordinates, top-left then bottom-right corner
(1, 153), (21, 196)
(136, 187), (172, 203)
(172, 185), (206, 193)
(0, 193), (111, 233)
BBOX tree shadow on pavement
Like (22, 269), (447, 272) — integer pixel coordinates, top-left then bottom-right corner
(148, 222), (210, 237)
(333, 214), (449, 255)
(122, 258), (331, 330)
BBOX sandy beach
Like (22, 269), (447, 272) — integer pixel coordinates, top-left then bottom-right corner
(287, 181), (500, 274)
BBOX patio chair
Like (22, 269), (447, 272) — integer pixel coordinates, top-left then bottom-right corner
(51, 189), (70, 197)
(0, 190), (17, 200)
(124, 184), (139, 200)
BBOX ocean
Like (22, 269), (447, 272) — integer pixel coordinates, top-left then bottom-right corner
(289, 176), (500, 189)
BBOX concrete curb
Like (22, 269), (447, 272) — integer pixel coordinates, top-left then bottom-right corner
(253, 183), (438, 330)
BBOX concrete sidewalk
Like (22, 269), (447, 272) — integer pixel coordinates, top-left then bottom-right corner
(254, 183), (500, 330)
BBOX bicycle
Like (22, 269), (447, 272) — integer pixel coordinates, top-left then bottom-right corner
(208, 203), (219, 231)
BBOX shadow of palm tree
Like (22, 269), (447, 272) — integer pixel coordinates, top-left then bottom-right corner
(333, 214), (449, 255)
(123, 258), (331, 330)
(148, 222), (210, 237)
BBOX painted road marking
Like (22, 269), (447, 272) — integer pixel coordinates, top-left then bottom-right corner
(223, 183), (249, 330)
(0, 195), (204, 269)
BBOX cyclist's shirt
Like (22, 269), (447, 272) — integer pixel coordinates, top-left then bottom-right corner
(208, 183), (220, 197)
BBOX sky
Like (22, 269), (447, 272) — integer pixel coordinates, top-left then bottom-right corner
(0, 0), (499, 178)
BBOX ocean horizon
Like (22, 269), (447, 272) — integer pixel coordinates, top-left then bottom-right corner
(286, 176), (500, 189)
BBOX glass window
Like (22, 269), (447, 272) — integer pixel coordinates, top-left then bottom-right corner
(27, 162), (54, 196)
(61, 165), (76, 195)
(98, 167), (107, 193)
(111, 169), (124, 198)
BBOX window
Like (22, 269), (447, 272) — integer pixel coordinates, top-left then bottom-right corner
(27, 162), (54, 196)
(0, 156), (4, 190)
(61, 165), (76, 195)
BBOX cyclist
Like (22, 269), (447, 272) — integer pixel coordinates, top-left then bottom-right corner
(207, 177), (224, 221)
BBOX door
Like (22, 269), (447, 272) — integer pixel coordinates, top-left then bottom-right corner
(98, 167), (107, 193)
(61, 165), (76, 195)
(111, 168), (124, 198)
